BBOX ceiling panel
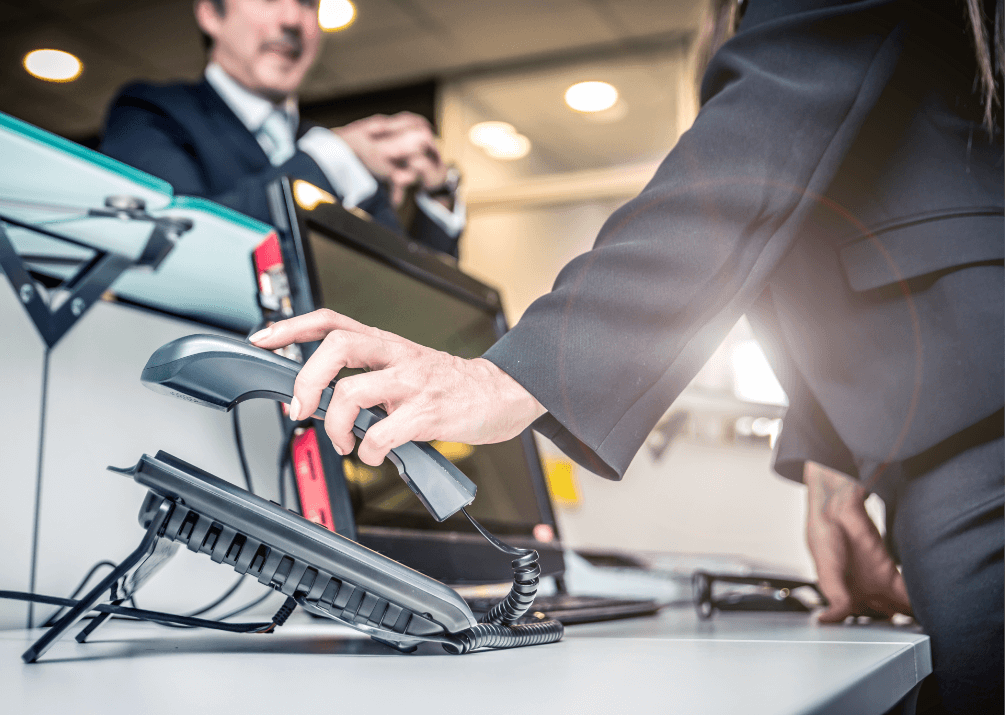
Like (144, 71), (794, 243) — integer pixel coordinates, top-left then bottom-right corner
(420, 0), (620, 65)
(0, 1), (33, 23)
(305, 30), (455, 97)
(75, 0), (204, 82)
(590, 0), (706, 35)
(333, 0), (425, 43)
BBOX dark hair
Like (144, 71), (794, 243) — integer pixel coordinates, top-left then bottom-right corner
(695, 0), (1003, 133)
(198, 0), (227, 52)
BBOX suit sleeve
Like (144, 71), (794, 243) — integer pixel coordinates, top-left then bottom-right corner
(745, 295), (860, 483)
(407, 206), (460, 258)
(482, 0), (906, 479)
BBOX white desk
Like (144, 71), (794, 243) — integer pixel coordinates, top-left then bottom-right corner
(4, 607), (929, 715)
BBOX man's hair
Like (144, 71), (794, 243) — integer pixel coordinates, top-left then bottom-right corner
(198, 0), (227, 52)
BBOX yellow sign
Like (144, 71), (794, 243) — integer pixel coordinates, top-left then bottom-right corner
(430, 441), (475, 462)
(543, 458), (580, 507)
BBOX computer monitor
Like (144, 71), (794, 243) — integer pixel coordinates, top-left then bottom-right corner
(267, 178), (565, 585)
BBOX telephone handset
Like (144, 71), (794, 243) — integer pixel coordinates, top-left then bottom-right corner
(141, 334), (476, 522)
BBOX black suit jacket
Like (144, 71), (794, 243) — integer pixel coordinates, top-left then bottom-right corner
(484, 0), (1004, 485)
(100, 79), (458, 257)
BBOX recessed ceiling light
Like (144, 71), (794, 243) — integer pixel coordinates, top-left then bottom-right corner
(468, 121), (531, 161)
(564, 81), (618, 113)
(23, 49), (82, 83)
(468, 121), (516, 147)
(319, 0), (356, 31)
(483, 133), (531, 160)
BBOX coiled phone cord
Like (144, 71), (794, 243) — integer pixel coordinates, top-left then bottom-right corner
(441, 509), (564, 654)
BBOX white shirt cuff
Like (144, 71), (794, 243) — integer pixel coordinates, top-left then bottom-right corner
(296, 127), (378, 209)
(415, 191), (466, 238)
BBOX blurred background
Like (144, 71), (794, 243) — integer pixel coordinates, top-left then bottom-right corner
(0, 0), (863, 579)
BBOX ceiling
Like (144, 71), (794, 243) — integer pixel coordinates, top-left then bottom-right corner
(452, 44), (692, 177)
(0, 0), (702, 140)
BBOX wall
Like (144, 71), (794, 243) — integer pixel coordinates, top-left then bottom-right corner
(0, 295), (286, 630)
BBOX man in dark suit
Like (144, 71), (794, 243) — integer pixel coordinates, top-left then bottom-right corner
(251, 1), (1003, 711)
(101, 0), (462, 257)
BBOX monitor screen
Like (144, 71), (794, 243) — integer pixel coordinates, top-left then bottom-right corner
(305, 229), (552, 542)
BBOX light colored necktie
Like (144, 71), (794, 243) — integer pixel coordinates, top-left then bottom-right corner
(256, 110), (296, 166)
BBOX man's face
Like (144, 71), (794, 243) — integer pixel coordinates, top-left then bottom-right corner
(196, 0), (322, 101)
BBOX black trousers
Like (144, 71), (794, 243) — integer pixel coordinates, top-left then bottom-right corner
(879, 428), (1004, 715)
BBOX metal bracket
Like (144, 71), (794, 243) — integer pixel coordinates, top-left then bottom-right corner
(22, 499), (175, 663)
(0, 206), (190, 349)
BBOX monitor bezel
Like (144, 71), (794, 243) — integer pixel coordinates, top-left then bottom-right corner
(267, 178), (565, 585)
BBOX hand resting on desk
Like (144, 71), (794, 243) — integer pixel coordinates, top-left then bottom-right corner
(804, 461), (913, 623)
(250, 309), (546, 466)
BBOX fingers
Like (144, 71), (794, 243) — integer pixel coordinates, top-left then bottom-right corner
(291, 329), (397, 420)
(808, 492), (914, 622)
(320, 369), (414, 459)
(833, 496), (913, 617)
(888, 571), (913, 617)
(250, 309), (366, 349)
(408, 151), (448, 191)
(356, 402), (425, 466)
(335, 112), (444, 200)
(809, 524), (855, 623)
(365, 112), (431, 139)
(250, 309), (406, 351)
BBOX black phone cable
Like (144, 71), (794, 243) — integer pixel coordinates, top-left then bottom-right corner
(278, 420), (307, 511)
(215, 588), (274, 622)
(442, 509), (564, 654)
(0, 590), (276, 633)
(140, 574), (250, 629)
(232, 404), (255, 493)
(40, 560), (117, 628)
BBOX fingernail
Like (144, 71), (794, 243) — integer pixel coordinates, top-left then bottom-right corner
(249, 327), (272, 343)
(332, 444), (343, 456)
(289, 397), (301, 421)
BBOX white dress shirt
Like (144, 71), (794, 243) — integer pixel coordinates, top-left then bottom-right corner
(204, 63), (464, 236)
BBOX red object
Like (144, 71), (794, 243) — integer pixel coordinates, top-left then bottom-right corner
(253, 232), (283, 275)
(292, 428), (336, 531)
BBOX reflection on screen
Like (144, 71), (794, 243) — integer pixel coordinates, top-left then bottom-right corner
(308, 230), (545, 536)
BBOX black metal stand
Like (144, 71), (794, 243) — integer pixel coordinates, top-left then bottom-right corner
(21, 500), (174, 663)
(0, 205), (191, 350)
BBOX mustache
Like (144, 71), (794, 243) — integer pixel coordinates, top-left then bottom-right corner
(260, 28), (303, 59)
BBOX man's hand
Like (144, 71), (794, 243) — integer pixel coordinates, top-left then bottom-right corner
(250, 309), (546, 466)
(333, 112), (449, 206)
(804, 461), (912, 622)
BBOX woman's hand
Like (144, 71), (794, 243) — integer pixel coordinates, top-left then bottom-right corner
(804, 461), (912, 622)
(250, 309), (546, 466)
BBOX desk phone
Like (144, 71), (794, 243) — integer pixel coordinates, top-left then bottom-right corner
(8, 335), (563, 662)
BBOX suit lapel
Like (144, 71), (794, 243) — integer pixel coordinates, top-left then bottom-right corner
(193, 79), (273, 174)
